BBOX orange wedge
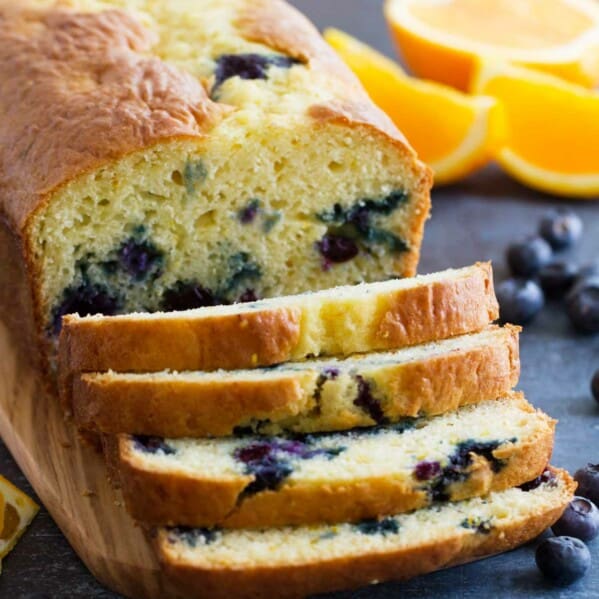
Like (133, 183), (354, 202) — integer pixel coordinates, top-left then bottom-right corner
(472, 62), (599, 198)
(385, 0), (599, 91)
(325, 28), (504, 185)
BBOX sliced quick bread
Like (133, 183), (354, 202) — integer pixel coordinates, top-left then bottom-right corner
(155, 468), (574, 599)
(73, 325), (519, 437)
(106, 394), (554, 528)
(58, 263), (498, 393)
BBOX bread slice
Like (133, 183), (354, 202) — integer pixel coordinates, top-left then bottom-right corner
(0, 0), (432, 371)
(106, 395), (554, 528)
(59, 263), (498, 392)
(73, 325), (519, 437)
(155, 468), (574, 599)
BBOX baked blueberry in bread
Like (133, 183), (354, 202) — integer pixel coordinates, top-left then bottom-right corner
(0, 0), (432, 369)
(105, 395), (555, 528)
(71, 325), (519, 437)
(154, 468), (574, 599)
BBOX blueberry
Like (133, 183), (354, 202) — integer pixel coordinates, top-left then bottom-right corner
(460, 517), (493, 534)
(592, 371), (599, 405)
(552, 497), (599, 541)
(574, 464), (599, 505)
(519, 469), (557, 492)
(213, 53), (300, 89)
(506, 236), (553, 277)
(52, 282), (120, 334)
(538, 261), (579, 298)
(133, 436), (176, 455)
(317, 234), (359, 265)
(535, 536), (591, 586)
(414, 460), (441, 481)
(355, 517), (399, 536)
(161, 282), (218, 311)
(353, 375), (386, 424)
(237, 289), (258, 303)
(539, 209), (583, 250)
(239, 199), (261, 224)
(118, 238), (163, 281)
(577, 262), (599, 284)
(496, 278), (544, 325)
(235, 439), (343, 496)
(567, 277), (599, 333)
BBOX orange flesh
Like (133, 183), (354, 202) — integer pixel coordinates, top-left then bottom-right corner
(411, 0), (594, 50)
(484, 74), (599, 173)
(327, 40), (477, 162)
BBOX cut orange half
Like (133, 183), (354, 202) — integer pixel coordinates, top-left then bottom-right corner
(325, 28), (504, 185)
(472, 62), (599, 198)
(385, 0), (599, 91)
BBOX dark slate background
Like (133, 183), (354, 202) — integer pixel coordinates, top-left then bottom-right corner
(1, 1), (597, 597)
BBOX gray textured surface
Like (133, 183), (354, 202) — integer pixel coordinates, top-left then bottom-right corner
(1, 1), (598, 597)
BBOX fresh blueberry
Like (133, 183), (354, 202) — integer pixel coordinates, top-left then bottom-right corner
(506, 236), (553, 277)
(552, 497), (599, 541)
(535, 536), (591, 586)
(577, 262), (599, 284)
(539, 209), (583, 250)
(317, 234), (359, 266)
(538, 261), (579, 298)
(496, 278), (544, 325)
(592, 371), (599, 405)
(567, 277), (599, 333)
(52, 282), (120, 334)
(161, 282), (218, 311)
(574, 464), (599, 505)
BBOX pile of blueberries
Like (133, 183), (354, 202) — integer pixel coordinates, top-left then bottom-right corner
(496, 208), (598, 332)
(536, 464), (599, 586)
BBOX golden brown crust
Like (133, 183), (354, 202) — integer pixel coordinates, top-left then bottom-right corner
(374, 261), (498, 347)
(156, 470), (575, 599)
(0, 4), (228, 234)
(109, 399), (554, 528)
(70, 325), (520, 437)
(58, 263), (499, 402)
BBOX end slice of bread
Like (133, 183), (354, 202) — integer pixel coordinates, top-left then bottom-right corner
(155, 467), (574, 599)
(72, 325), (519, 437)
(59, 263), (498, 392)
(106, 395), (555, 528)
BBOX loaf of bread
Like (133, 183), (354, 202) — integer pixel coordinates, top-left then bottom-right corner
(155, 468), (573, 599)
(58, 263), (499, 398)
(106, 395), (554, 528)
(0, 0), (432, 369)
(72, 325), (519, 437)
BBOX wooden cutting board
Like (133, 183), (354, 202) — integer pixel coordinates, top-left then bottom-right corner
(0, 224), (183, 599)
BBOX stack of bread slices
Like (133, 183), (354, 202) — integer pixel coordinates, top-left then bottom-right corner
(58, 262), (574, 599)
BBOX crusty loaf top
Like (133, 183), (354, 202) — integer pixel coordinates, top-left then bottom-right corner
(0, 0), (410, 234)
